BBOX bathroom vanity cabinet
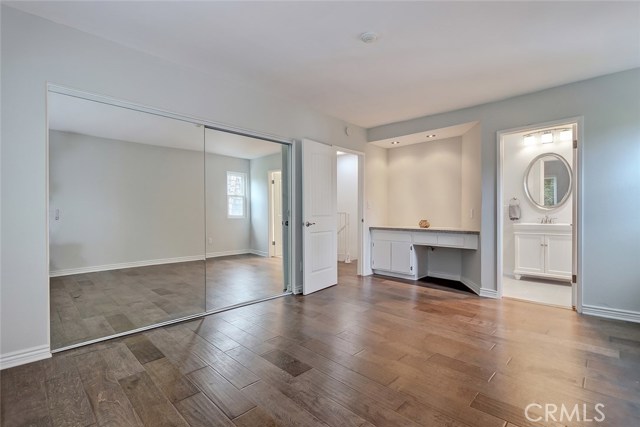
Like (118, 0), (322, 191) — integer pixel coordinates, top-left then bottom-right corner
(513, 223), (572, 282)
(370, 227), (479, 280)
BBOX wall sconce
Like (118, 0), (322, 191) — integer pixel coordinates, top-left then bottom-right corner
(559, 129), (572, 141)
(541, 132), (554, 144)
(523, 134), (536, 145)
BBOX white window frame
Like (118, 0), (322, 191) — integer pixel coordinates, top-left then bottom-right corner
(226, 171), (247, 218)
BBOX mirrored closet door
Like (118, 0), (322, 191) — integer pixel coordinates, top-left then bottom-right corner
(48, 92), (206, 350)
(204, 129), (291, 311)
(48, 91), (292, 351)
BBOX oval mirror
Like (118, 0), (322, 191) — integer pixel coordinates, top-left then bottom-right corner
(523, 153), (572, 210)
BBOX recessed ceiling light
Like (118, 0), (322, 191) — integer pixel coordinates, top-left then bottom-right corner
(360, 32), (378, 44)
(390, 141), (400, 145)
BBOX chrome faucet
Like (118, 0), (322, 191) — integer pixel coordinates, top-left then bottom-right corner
(540, 215), (557, 224)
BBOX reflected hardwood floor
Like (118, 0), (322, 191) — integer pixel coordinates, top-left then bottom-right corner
(50, 254), (284, 349)
(6, 263), (639, 426)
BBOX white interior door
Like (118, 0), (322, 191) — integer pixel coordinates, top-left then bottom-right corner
(302, 139), (337, 295)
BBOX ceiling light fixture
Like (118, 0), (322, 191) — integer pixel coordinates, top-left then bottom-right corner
(336, 151), (346, 155)
(523, 134), (536, 145)
(390, 141), (400, 145)
(426, 134), (436, 138)
(360, 32), (378, 44)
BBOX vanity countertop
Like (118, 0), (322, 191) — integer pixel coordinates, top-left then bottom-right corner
(370, 226), (480, 235)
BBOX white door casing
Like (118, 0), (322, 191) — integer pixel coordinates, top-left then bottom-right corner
(302, 139), (337, 295)
(269, 170), (283, 257)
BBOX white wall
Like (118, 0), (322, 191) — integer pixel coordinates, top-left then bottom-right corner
(387, 137), (463, 228)
(337, 153), (358, 261)
(249, 152), (282, 256)
(369, 68), (640, 316)
(206, 153), (251, 256)
(364, 145), (388, 227)
(0, 6), (369, 364)
(49, 131), (204, 273)
(461, 123), (482, 231)
(502, 131), (574, 276)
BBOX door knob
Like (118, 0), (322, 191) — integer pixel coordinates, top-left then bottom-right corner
(305, 221), (316, 227)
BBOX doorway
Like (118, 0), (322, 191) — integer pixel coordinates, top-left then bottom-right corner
(336, 148), (364, 278)
(497, 119), (581, 310)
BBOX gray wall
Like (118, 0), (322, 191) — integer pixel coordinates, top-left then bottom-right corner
(249, 153), (282, 256)
(369, 68), (640, 314)
(0, 6), (368, 361)
(206, 153), (251, 256)
(49, 131), (205, 273)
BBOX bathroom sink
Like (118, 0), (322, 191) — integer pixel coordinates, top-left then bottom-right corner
(513, 223), (572, 232)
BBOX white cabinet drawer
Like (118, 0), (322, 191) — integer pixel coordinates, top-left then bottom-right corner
(437, 234), (464, 247)
(413, 233), (438, 245)
(371, 230), (412, 242)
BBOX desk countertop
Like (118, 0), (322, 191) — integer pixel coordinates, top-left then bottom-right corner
(370, 226), (480, 235)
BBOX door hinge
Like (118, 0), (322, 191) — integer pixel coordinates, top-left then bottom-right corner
(573, 139), (578, 149)
(272, 241), (276, 246)
(410, 245), (413, 251)
(572, 274), (577, 283)
(410, 266), (413, 271)
(272, 179), (275, 184)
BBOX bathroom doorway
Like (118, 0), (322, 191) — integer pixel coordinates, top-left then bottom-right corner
(335, 147), (365, 278)
(497, 119), (581, 310)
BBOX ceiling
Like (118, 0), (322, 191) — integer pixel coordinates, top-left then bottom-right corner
(11, 1), (640, 128)
(49, 92), (282, 159)
(370, 121), (478, 149)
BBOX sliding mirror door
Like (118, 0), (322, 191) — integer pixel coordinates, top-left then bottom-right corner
(204, 129), (291, 311)
(48, 92), (205, 350)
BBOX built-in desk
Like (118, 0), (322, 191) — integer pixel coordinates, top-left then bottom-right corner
(370, 226), (479, 281)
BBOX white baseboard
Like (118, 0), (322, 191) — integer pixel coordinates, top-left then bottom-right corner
(460, 277), (480, 295)
(479, 288), (498, 299)
(428, 271), (461, 282)
(206, 249), (252, 259)
(459, 277), (498, 298)
(582, 305), (640, 323)
(250, 249), (269, 257)
(50, 255), (204, 277)
(0, 345), (51, 370)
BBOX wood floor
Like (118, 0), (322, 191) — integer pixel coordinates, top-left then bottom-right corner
(50, 255), (285, 349)
(6, 263), (640, 426)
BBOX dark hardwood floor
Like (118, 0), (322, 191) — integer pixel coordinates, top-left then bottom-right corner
(5, 263), (640, 426)
(50, 254), (285, 349)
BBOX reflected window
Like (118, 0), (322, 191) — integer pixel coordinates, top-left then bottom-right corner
(227, 171), (246, 218)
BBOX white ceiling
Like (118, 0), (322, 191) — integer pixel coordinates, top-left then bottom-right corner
(49, 92), (282, 159)
(370, 121), (478, 149)
(10, 1), (640, 128)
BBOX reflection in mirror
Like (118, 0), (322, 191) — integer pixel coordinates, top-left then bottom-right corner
(205, 129), (290, 311)
(48, 92), (205, 349)
(524, 153), (572, 210)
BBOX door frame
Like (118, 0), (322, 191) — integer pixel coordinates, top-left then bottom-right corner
(267, 169), (283, 258)
(334, 145), (366, 276)
(496, 117), (584, 312)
